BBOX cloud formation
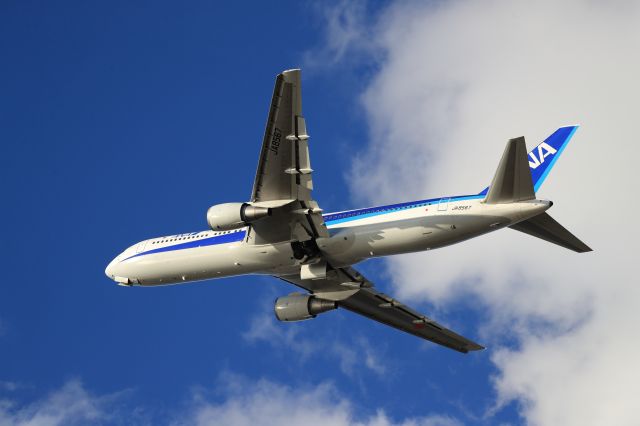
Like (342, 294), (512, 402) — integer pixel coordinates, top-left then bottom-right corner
(313, 0), (640, 424)
(303, 0), (377, 70)
(0, 380), (114, 426)
(243, 302), (387, 378)
(0, 377), (459, 426)
(173, 374), (460, 426)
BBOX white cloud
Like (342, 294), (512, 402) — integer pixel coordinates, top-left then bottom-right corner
(243, 303), (387, 378)
(0, 379), (117, 426)
(242, 301), (316, 359)
(332, 337), (387, 377)
(303, 0), (377, 70)
(0, 375), (459, 426)
(312, 0), (640, 424)
(173, 374), (460, 426)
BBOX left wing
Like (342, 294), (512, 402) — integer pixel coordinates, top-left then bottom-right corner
(339, 287), (484, 353)
(278, 267), (484, 353)
(248, 69), (327, 244)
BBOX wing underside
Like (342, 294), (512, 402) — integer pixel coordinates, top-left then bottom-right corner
(339, 287), (484, 353)
(251, 69), (312, 203)
(248, 69), (327, 244)
(251, 70), (482, 352)
(278, 267), (484, 353)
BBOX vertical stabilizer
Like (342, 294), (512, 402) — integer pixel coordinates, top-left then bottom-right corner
(529, 126), (579, 191)
(484, 137), (535, 204)
(479, 126), (579, 196)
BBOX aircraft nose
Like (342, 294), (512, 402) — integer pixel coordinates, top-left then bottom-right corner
(104, 255), (123, 282)
(105, 255), (134, 286)
(105, 257), (120, 280)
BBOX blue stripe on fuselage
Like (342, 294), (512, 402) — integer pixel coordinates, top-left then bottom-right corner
(322, 194), (484, 226)
(123, 230), (246, 261)
(124, 195), (483, 260)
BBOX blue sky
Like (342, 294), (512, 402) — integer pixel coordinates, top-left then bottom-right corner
(2, 1), (639, 425)
(0, 2), (500, 424)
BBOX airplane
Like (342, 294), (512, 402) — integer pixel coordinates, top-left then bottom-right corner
(105, 69), (591, 353)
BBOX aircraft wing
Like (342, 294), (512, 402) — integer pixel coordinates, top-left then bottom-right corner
(278, 267), (484, 353)
(251, 69), (313, 203)
(339, 287), (484, 353)
(248, 69), (328, 243)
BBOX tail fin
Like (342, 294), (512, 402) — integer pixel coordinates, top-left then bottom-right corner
(480, 126), (591, 252)
(479, 125), (579, 196)
(510, 212), (592, 252)
(484, 136), (536, 204)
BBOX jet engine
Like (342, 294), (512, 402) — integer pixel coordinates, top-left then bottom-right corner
(274, 293), (337, 322)
(206, 203), (271, 231)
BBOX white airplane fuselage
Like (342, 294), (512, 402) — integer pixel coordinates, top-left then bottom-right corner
(105, 196), (551, 287)
(103, 68), (588, 352)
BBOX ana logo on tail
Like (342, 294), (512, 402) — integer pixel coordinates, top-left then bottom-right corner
(528, 142), (557, 169)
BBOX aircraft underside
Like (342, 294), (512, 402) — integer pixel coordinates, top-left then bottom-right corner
(106, 69), (590, 353)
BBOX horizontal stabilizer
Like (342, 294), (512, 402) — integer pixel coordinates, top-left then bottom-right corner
(510, 212), (592, 253)
(485, 137), (536, 204)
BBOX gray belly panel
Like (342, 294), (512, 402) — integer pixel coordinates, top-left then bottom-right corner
(321, 214), (510, 266)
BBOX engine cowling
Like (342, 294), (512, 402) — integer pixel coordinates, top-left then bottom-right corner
(274, 293), (337, 322)
(206, 203), (271, 231)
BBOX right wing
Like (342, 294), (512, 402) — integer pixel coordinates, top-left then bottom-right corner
(278, 267), (484, 354)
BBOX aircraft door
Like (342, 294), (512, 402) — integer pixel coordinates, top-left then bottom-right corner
(135, 241), (147, 253)
(438, 198), (450, 211)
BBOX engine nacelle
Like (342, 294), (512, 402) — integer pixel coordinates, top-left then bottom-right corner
(206, 203), (271, 231)
(274, 293), (337, 322)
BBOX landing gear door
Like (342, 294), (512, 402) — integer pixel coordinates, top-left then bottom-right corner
(438, 198), (450, 211)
